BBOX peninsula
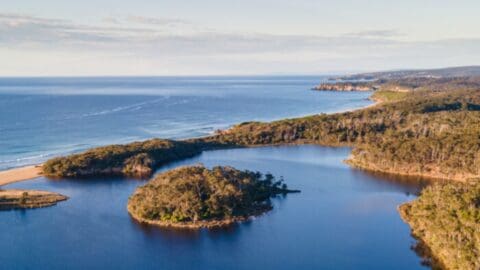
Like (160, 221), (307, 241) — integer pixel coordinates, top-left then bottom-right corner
(127, 165), (298, 228)
(399, 182), (480, 270)
(0, 165), (43, 186)
(312, 81), (376, 91)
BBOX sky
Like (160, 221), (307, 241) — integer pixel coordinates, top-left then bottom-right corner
(1, 0), (480, 76)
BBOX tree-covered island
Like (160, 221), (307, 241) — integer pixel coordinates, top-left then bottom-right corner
(127, 165), (299, 228)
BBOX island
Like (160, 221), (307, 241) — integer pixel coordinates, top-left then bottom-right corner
(127, 165), (299, 228)
(0, 189), (68, 210)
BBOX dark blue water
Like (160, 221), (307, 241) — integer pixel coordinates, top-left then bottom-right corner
(1, 146), (428, 269)
(0, 76), (372, 170)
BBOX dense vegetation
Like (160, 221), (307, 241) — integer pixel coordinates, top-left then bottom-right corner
(375, 76), (480, 93)
(399, 182), (480, 270)
(43, 139), (212, 177)
(127, 165), (298, 227)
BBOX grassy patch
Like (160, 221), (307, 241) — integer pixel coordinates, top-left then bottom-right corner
(371, 90), (410, 102)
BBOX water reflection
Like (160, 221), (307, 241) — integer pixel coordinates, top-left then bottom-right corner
(131, 218), (204, 240)
(411, 238), (445, 270)
(350, 169), (434, 196)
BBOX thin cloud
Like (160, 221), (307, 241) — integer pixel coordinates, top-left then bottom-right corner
(0, 13), (399, 53)
(1, 13), (479, 76)
(0, 13), (161, 44)
(345, 29), (403, 39)
(0, 13), (67, 26)
(126, 15), (190, 26)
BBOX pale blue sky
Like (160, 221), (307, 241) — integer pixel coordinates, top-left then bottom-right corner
(1, 0), (479, 75)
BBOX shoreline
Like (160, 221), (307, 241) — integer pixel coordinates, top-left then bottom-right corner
(0, 189), (68, 210)
(0, 165), (43, 187)
(397, 204), (448, 270)
(345, 157), (468, 182)
(128, 204), (271, 229)
(0, 93), (380, 186)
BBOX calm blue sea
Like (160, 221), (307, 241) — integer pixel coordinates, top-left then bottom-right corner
(0, 76), (371, 170)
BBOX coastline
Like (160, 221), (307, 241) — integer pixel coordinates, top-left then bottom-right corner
(0, 189), (68, 210)
(1, 93), (451, 187)
(345, 156), (469, 182)
(0, 93), (379, 185)
(128, 203), (271, 229)
(0, 165), (68, 211)
(0, 165), (43, 187)
(397, 204), (448, 270)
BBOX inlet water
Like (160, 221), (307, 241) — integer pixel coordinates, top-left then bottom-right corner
(1, 146), (429, 270)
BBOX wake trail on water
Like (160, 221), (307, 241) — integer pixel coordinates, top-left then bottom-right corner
(78, 97), (170, 119)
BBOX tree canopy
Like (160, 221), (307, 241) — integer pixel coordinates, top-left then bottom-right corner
(127, 165), (297, 227)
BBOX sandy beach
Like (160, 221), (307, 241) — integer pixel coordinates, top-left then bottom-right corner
(0, 165), (43, 187)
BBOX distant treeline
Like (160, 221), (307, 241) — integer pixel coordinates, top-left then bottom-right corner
(332, 65), (480, 80)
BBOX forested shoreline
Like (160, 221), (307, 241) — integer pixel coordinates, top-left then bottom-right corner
(43, 76), (480, 182)
(399, 182), (480, 270)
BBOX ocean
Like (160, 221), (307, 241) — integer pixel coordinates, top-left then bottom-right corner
(0, 76), (371, 170)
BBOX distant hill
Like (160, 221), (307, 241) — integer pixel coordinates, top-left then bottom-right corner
(333, 66), (480, 80)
